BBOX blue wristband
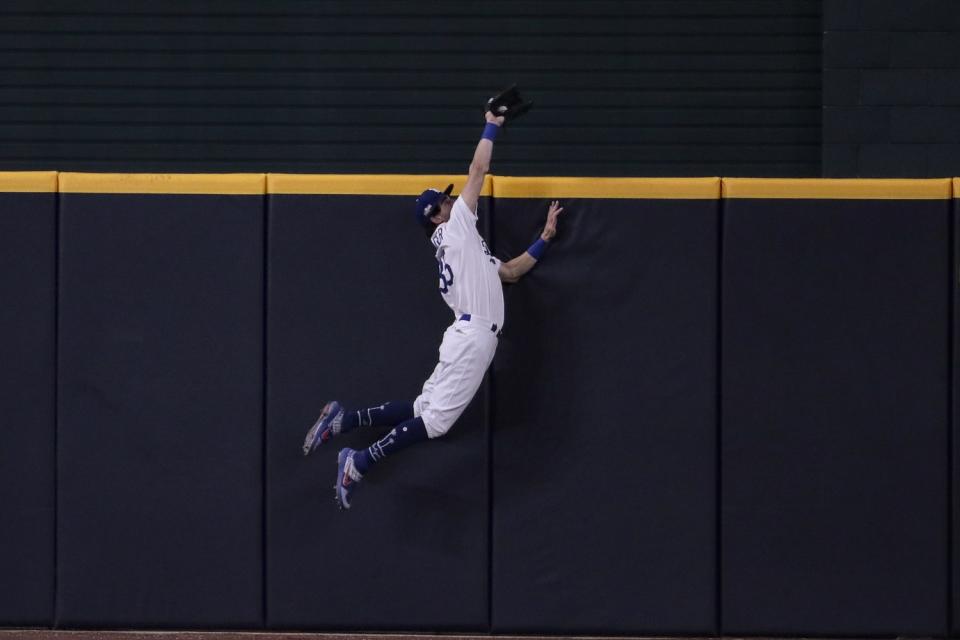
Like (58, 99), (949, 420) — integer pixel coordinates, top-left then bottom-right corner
(482, 122), (500, 141)
(527, 238), (547, 260)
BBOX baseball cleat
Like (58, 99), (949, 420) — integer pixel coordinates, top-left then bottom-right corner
(334, 447), (362, 510)
(302, 400), (344, 456)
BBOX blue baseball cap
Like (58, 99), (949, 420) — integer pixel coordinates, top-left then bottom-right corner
(414, 183), (454, 227)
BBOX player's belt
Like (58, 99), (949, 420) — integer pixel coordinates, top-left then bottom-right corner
(459, 313), (500, 335)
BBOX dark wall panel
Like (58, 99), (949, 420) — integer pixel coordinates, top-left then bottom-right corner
(4, 171), (956, 634)
(267, 191), (491, 630)
(57, 192), (264, 628)
(955, 183), (960, 636)
(0, 183), (56, 625)
(490, 193), (719, 634)
(722, 193), (949, 634)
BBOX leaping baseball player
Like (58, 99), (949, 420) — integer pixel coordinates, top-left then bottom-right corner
(303, 87), (562, 510)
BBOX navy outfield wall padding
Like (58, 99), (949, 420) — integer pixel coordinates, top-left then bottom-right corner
(4, 170), (958, 634)
(721, 179), (951, 636)
(489, 178), (720, 634)
(0, 173), (57, 626)
(955, 178), (960, 636)
(56, 174), (265, 628)
(265, 175), (492, 630)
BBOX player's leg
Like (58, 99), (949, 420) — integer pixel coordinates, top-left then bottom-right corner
(345, 401), (415, 430)
(332, 363), (442, 509)
(414, 325), (497, 442)
(305, 333), (450, 457)
(334, 327), (497, 509)
(322, 337), (446, 458)
(352, 415), (430, 475)
(303, 400), (414, 455)
(334, 414), (432, 508)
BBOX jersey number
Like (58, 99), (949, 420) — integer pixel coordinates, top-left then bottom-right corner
(438, 259), (454, 293)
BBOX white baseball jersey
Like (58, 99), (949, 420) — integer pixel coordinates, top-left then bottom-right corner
(430, 196), (504, 329)
(414, 196), (502, 439)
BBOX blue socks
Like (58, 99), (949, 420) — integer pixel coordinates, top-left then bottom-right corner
(340, 401), (414, 434)
(353, 416), (429, 475)
(333, 401), (427, 475)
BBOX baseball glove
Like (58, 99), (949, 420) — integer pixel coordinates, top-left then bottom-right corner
(485, 85), (533, 123)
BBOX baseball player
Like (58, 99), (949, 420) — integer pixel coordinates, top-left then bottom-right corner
(303, 89), (561, 510)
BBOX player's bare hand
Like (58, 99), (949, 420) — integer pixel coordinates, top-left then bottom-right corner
(541, 200), (563, 241)
(485, 111), (506, 127)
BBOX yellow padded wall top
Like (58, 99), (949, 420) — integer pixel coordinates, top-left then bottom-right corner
(268, 173), (493, 196)
(0, 171), (58, 192)
(723, 178), (952, 200)
(4, 173), (954, 198)
(59, 173), (265, 195)
(494, 176), (720, 199)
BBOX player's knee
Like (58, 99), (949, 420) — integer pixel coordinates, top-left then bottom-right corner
(422, 413), (451, 439)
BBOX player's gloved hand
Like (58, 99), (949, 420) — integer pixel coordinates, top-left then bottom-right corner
(485, 111), (505, 127)
(541, 200), (563, 241)
(485, 85), (533, 124)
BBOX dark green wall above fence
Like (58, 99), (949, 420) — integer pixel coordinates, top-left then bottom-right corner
(822, 0), (960, 177)
(0, 0), (821, 176)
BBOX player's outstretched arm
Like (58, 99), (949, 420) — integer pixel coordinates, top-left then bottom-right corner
(459, 111), (505, 212)
(498, 201), (563, 284)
